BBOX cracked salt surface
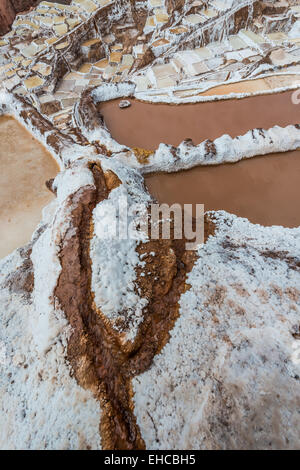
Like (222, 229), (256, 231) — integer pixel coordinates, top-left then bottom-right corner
(133, 212), (300, 450)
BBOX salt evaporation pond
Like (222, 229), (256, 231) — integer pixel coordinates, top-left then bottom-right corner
(99, 89), (299, 150)
(146, 149), (300, 228)
(0, 116), (59, 258)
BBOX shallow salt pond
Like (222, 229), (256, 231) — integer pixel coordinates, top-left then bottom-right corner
(99, 90), (299, 150)
(101, 89), (300, 227)
(146, 150), (300, 228)
(0, 116), (59, 258)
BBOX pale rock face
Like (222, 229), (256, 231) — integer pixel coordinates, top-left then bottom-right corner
(133, 212), (300, 450)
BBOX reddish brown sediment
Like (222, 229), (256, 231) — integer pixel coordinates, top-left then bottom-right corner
(145, 149), (300, 228)
(14, 94), (91, 157)
(99, 90), (300, 150)
(54, 162), (214, 449)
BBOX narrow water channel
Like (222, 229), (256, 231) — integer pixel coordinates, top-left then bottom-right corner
(99, 90), (299, 150)
(0, 116), (59, 258)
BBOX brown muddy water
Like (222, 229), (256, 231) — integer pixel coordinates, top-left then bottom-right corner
(0, 116), (59, 258)
(197, 75), (300, 97)
(102, 90), (300, 227)
(99, 90), (299, 150)
(145, 150), (300, 228)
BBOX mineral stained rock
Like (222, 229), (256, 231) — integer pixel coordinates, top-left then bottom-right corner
(119, 100), (131, 109)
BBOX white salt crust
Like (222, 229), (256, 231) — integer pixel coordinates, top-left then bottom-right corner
(0, 206), (101, 450)
(113, 124), (300, 174)
(135, 78), (300, 105)
(90, 161), (151, 342)
(133, 212), (300, 450)
(0, 0), (299, 450)
(0, 163), (102, 449)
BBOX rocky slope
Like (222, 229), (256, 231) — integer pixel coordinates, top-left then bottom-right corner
(0, 0), (16, 36)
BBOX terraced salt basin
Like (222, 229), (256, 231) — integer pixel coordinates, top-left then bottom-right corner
(101, 90), (300, 227)
(0, 116), (59, 258)
(100, 90), (299, 149)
